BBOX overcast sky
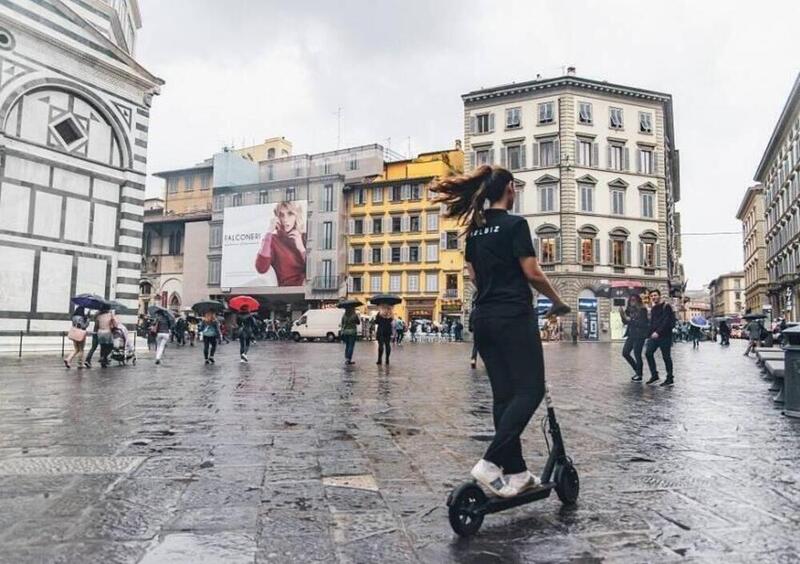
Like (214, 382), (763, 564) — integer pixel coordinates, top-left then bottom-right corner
(137, 0), (799, 290)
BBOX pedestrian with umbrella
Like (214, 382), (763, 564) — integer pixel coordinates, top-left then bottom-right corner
(64, 305), (89, 369)
(230, 296), (259, 362)
(194, 301), (224, 364)
(689, 316), (708, 349)
(743, 314), (766, 356)
(371, 294), (401, 365)
(338, 299), (361, 365)
(149, 305), (174, 365)
(718, 318), (731, 346)
(94, 302), (118, 367)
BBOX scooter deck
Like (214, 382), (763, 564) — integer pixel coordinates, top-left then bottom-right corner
(478, 481), (556, 515)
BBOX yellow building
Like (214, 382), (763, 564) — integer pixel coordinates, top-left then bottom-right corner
(345, 144), (465, 322)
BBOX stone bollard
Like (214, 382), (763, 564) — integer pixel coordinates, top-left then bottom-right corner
(780, 325), (800, 418)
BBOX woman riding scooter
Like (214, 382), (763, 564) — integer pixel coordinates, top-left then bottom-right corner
(431, 165), (570, 498)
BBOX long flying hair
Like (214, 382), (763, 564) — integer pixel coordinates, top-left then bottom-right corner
(429, 165), (513, 232)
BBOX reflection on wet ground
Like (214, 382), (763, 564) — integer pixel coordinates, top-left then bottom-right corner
(0, 337), (799, 562)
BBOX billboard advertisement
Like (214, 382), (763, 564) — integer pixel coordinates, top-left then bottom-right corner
(221, 200), (308, 288)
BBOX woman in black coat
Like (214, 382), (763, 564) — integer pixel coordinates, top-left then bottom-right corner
(620, 294), (649, 381)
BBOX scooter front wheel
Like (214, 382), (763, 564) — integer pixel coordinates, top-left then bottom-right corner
(554, 462), (580, 505)
(447, 483), (486, 537)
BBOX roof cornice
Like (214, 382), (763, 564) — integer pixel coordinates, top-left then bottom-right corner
(735, 184), (765, 220)
(754, 72), (800, 182)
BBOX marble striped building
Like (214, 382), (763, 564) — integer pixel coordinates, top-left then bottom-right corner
(0, 0), (162, 352)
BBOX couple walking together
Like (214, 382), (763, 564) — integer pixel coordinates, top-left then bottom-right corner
(620, 289), (676, 386)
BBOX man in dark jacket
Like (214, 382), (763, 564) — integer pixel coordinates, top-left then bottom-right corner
(644, 289), (675, 387)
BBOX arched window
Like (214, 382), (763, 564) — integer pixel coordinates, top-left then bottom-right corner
(169, 293), (181, 312)
(5, 88), (123, 166)
(267, 148), (276, 159)
(139, 281), (152, 296)
(609, 227), (631, 268)
(639, 230), (660, 270)
(534, 224), (560, 265)
(577, 224), (599, 266)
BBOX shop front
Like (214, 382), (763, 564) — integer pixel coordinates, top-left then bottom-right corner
(407, 298), (436, 323)
(577, 289), (599, 341)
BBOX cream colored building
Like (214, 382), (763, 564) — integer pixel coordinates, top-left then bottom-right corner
(709, 273), (745, 318)
(757, 72), (800, 321)
(736, 184), (769, 314)
(462, 70), (682, 341)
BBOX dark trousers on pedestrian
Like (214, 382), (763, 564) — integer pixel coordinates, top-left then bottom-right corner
(377, 334), (391, 363)
(239, 334), (251, 356)
(342, 334), (356, 361)
(475, 313), (545, 474)
(622, 337), (645, 376)
(99, 343), (112, 366)
(645, 338), (673, 380)
(203, 336), (217, 360)
(85, 334), (99, 363)
(471, 340), (479, 362)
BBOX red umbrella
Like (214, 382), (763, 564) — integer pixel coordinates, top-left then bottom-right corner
(229, 295), (259, 312)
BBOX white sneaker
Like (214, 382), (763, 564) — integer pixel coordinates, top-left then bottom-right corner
(470, 459), (517, 498)
(505, 470), (542, 493)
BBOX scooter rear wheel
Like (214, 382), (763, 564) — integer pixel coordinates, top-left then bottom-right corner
(448, 483), (486, 537)
(554, 462), (580, 505)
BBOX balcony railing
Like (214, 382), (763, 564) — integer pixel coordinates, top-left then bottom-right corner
(443, 289), (459, 299)
(312, 275), (346, 291)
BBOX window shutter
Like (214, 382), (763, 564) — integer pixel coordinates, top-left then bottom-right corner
(656, 243), (662, 267)
(489, 149), (495, 164)
(440, 232), (447, 250)
(554, 139), (560, 164)
(625, 241), (632, 266)
(574, 140), (580, 164)
(401, 245), (409, 262)
(533, 237), (540, 257)
(624, 148), (630, 171)
(347, 276), (353, 292)
(638, 242), (644, 266)
(470, 116), (477, 134)
(576, 237), (582, 261)
(489, 113), (495, 132)
(592, 143), (599, 167)
(520, 144), (527, 168)
(383, 216), (389, 234)
(402, 215), (410, 232)
(316, 221), (322, 250)
(608, 240), (613, 265)
(470, 151), (476, 169)
(348, 247), (354, 264)
(636, 150), (642, 173)
(348, 219), (355, 235)
(366, 216), (373, 235)
(532, 143), (540, 167)
(555, 236), (561, 262)
(594, 238), (601, 263)
(653, 151), (659, 175)
(402, 184), (411, 199)
(500, 147), (507, 167)
(606, 146), (612, 168)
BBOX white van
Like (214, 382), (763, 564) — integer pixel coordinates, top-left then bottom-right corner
(291, 308), (343, 342)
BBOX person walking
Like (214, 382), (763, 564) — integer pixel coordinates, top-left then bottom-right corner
(153, 310), (173, 365)
(199, 312), (220, 364)
(743, 318), (762, 356)
(187, 316), (198, 347)
(375, 308), (393, 365)
(238, 306), (257, 362)
(431, 164), (570, 497)
(620, 294), (649, 381)
(570, 319), (578, 344)
(64, 306), (89, 369)
(94, 305), (117, 368)
(340, 305), (359, 365)
(689, 323), (702, 349)
(173, 315), (187, 346)
(83, 311), (100, 368)
(409, 320), (418, 343)
(718, 320), (731, 346)
(394, 317), (405, 344)
(644, 289), (676, 387)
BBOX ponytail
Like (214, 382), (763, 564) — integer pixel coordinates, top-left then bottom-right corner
(429, 165), (513, 232)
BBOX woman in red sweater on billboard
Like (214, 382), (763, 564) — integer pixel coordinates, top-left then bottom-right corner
(254, 201), (306, 287)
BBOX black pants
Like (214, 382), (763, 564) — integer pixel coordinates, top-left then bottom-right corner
(377, 334), (391, 363)
(475, 313), (545, 474)
(471, 340), (479, 362)
(99, 343), (112, 366)
(85, 334), (99, 362)
(239, 333), (251, 356)
(204, 336), (217, 360)
(622, 337), (645, 376)
(645, 338), (673, 379)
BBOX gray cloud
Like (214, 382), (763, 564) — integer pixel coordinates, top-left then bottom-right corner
(137, 0), (800, 289)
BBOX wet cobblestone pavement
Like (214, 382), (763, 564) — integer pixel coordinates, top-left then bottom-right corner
(1, 338), (799, 563)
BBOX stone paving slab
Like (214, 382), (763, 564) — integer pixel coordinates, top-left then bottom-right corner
(1, 337), (799, 562)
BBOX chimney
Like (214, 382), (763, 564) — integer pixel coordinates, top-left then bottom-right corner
(455, 139), (462, 150)
(567, 66), (576, 76)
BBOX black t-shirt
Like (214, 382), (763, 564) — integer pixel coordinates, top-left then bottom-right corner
(465, 209), (536, 319)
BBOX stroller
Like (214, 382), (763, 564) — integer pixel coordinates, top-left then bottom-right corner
(110, 324), (136, 365)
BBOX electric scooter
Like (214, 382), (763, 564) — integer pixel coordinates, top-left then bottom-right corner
(446, 382), (579, 537)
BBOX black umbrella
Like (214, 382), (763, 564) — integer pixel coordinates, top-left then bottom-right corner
(71, 293), (107, 310)
(337, 298), (363, 309)
(148, 305), (175, 321)
(105, 299), (128, 313)
(370, 294), (402, 306)
(742, 313), (767, 320)
(192, 300), (225, 315)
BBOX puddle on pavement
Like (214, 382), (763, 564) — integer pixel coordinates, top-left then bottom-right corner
(322, 474), (379, 492)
